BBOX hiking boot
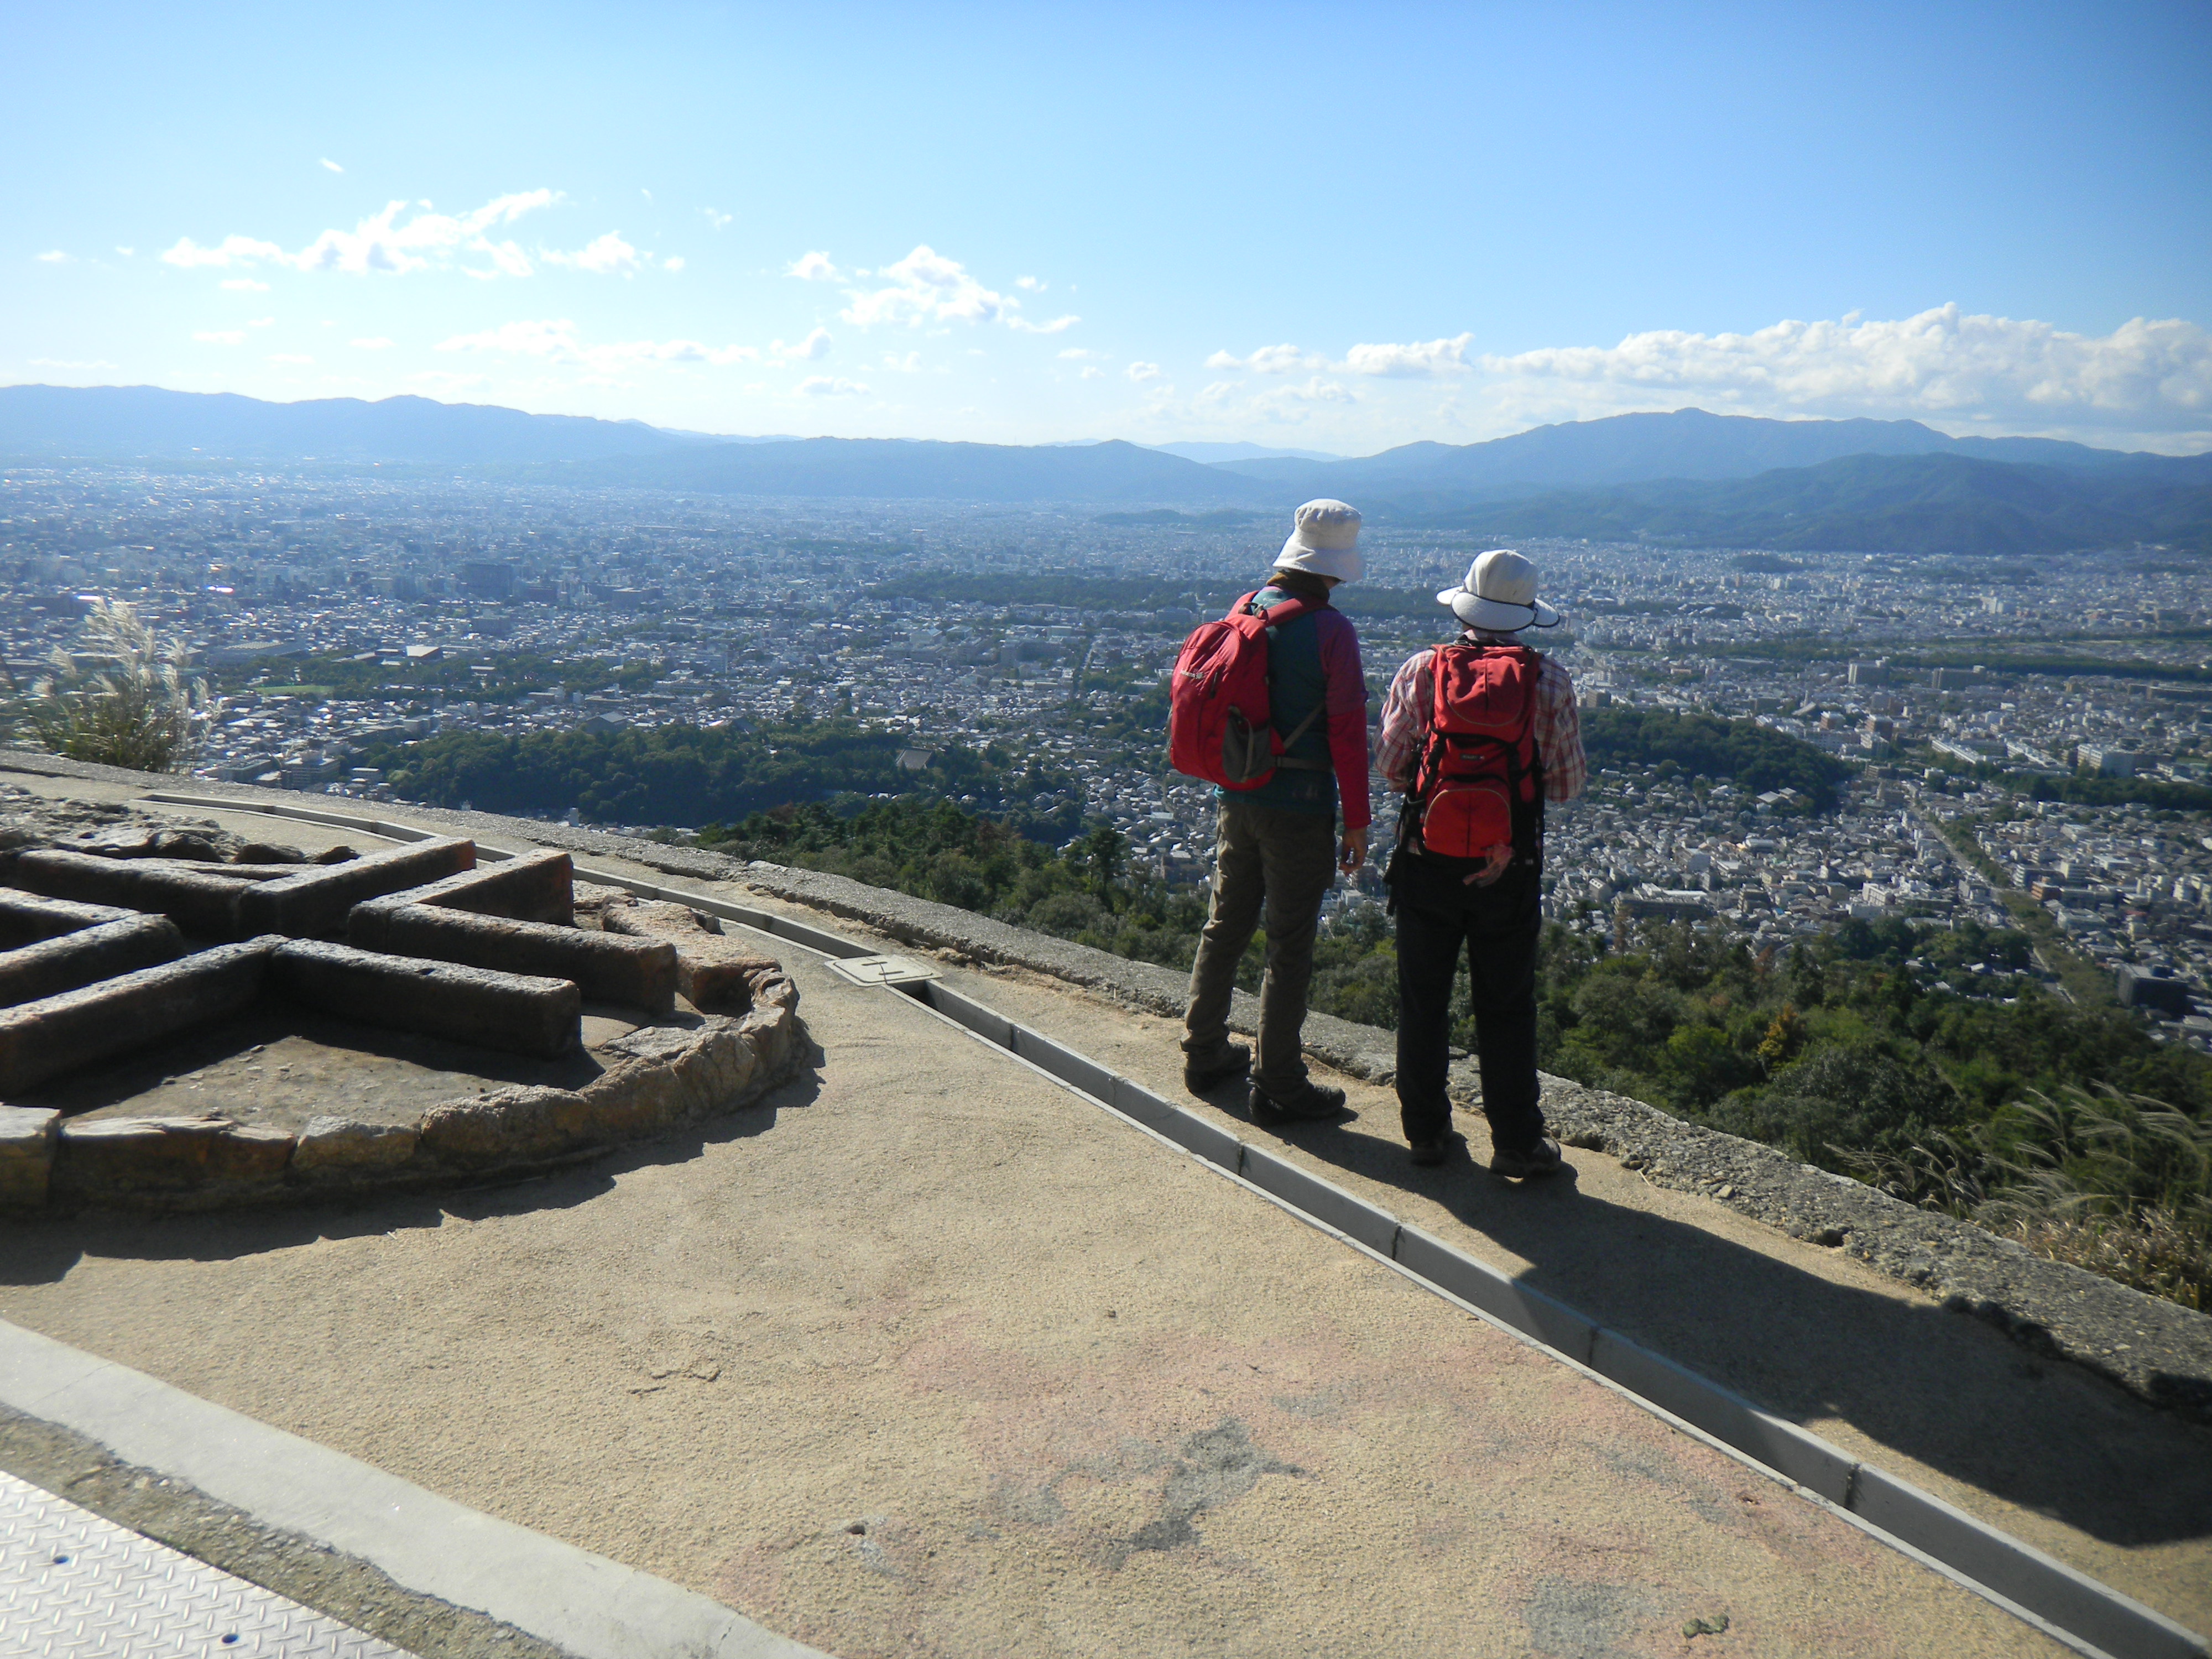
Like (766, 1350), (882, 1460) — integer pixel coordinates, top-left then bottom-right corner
(1408, 1135), (1457, 1168)
(1490, 1136), (1563, 1180)
(1250, 1081), (1348, 1126)
(1183, 1042), (1250, 1094)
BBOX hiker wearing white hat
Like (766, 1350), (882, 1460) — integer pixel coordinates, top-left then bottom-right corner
(1180, 499), (1373, 1125)
(1374, 549), (1586, 1176)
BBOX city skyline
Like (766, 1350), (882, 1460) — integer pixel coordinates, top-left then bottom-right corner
(7, 2), (2210, 453)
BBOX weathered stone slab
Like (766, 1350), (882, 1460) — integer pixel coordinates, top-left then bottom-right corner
(0, 890), (142, 950)
(0, 940), (275, 1094)
(348, 902), (675, 1013)
(237, 838), (477, 939)
(420, 1086), (601, 1164)
(383, 848), (575, 926)
(0, 1105), (60, 1207)
(602, 898), (794, 1013)
(293, 1114), (421, 1175)
(9, 849), (257, 938)
(272, 938), (580, 1058)
(53, 1115), (294, 1197)
(0, 915), (187, 1009)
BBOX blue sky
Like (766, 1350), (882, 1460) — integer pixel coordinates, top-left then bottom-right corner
(8, 1), (2209, 453)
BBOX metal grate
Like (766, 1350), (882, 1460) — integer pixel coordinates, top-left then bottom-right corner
(0, 1470), (412, 1659)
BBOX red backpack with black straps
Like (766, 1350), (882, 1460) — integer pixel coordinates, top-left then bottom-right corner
(1167, 590), (1324, 790)
(1413, 642), (1545, 859)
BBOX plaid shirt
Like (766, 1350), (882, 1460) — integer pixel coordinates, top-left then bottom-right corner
(1376, 633), (1587, 802)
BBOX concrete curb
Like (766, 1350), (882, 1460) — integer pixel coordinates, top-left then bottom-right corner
(0, 1317), (832, 1659)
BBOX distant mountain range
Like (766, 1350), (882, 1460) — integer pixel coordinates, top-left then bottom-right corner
(3, 383), (2205, 552)
(1422, 452), (2212, 558)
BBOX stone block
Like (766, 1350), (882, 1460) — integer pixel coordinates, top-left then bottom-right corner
(9, 849), (257, 938)
(0, 940), (275, 1094)
(0, 1105), (60, 1207)
(382, 848), (575, 925)
(0, 890), (142, 950)
(273, 938), (581, 1058)
(293, 1114), (421, 1174)
(237, 838), (476, 939)
(602, 899), (787, 1013)
(53, 1115), (294, 1196)
(0, 915), (188, 1010)
(420, 1086), (599, 1164)
(348, 901), (675, 1014)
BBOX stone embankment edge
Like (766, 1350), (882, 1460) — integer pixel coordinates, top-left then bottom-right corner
(85, 777), (2208, 1659)
(57, 758), (2207, 1418)
(0, 1317), (832, 1659)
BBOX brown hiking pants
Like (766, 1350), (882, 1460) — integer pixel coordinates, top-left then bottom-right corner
(1183, 796), (1338, 1096)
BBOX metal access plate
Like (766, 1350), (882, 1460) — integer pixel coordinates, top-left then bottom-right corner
(0, 1470), (413, 1658)
(822, 953), (942, 987)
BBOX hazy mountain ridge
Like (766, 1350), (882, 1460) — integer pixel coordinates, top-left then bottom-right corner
(0, 383), (686, 464)
(4, 384), (2205, 550)
(1423, 452), (2212, 555)
(1212, 408), (2212, 495)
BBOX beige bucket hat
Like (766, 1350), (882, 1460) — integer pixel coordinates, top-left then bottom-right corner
(1439, 549), (1561, 632)
(1274, 498), (1363, 582)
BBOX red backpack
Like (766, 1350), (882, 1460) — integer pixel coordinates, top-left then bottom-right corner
(1413, 642), (1545, 859)
(1167, 590), (1324, 790)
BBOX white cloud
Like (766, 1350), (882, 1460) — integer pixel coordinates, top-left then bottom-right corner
(435, 317), (760, 369)
(663, 255), (685, 273)
(1058, 347), (1107, 361)
(1015, 275), (1045, 291)
(881, 351), (922, 372)
(703, 208), (733, 229)
(1079, 366), (1104, 380)
(320, 158), (343, 173)
(543, 231), (641, 275)
(351, 337), (393, 349)
(193, 330), (246, 346)
(114, 247), (133, 257)
(1207, 343), (1323, 375)
(269, 353), (314, 364)
(1479, 305), (2212, 435)
(798, 375), (868, 397)
(1007, 314), (1080, 334)
(787, 250), (841, 281)
(35, 249), (67, 263)
(1249, 376), (1355, 420)
(773, 327), (832, 362)
(842, 245), (1011, 328)
(160, 189), (561, 278)
(1125, 361), (1162, 382)
(220, 278), (270, 292)
(1343, 333), (1474, 377)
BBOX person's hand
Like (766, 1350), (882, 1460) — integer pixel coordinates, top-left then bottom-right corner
(1338, 822), (1369, 874)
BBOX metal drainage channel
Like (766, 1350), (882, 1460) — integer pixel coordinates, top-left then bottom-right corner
(135, 794), (2209, 1659)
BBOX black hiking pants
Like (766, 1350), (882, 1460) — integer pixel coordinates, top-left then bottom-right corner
(1390, 853), (1547, 1154)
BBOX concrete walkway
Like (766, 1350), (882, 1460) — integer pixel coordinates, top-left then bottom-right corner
(0, 784), (2076, 1656)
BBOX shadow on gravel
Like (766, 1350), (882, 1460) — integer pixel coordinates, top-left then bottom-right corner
(1259, 1109), (2212, 1552)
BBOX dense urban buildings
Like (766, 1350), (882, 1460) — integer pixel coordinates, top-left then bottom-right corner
(6, 461), (2208, 1051)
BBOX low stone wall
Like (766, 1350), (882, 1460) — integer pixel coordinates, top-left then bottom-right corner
(0, 998), (806, 1213)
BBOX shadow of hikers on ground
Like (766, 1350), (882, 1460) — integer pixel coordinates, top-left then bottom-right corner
(1255, 1108), (2212, 1552)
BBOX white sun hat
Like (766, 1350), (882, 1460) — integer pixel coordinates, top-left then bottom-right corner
(1439, 549), (1561, 632)
(1274, 498), (1363, 582)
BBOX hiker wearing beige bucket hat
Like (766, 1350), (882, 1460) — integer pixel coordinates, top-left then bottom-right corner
(1177, 499), (1373, 1127)
(1375, 549), (1586, 1177)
